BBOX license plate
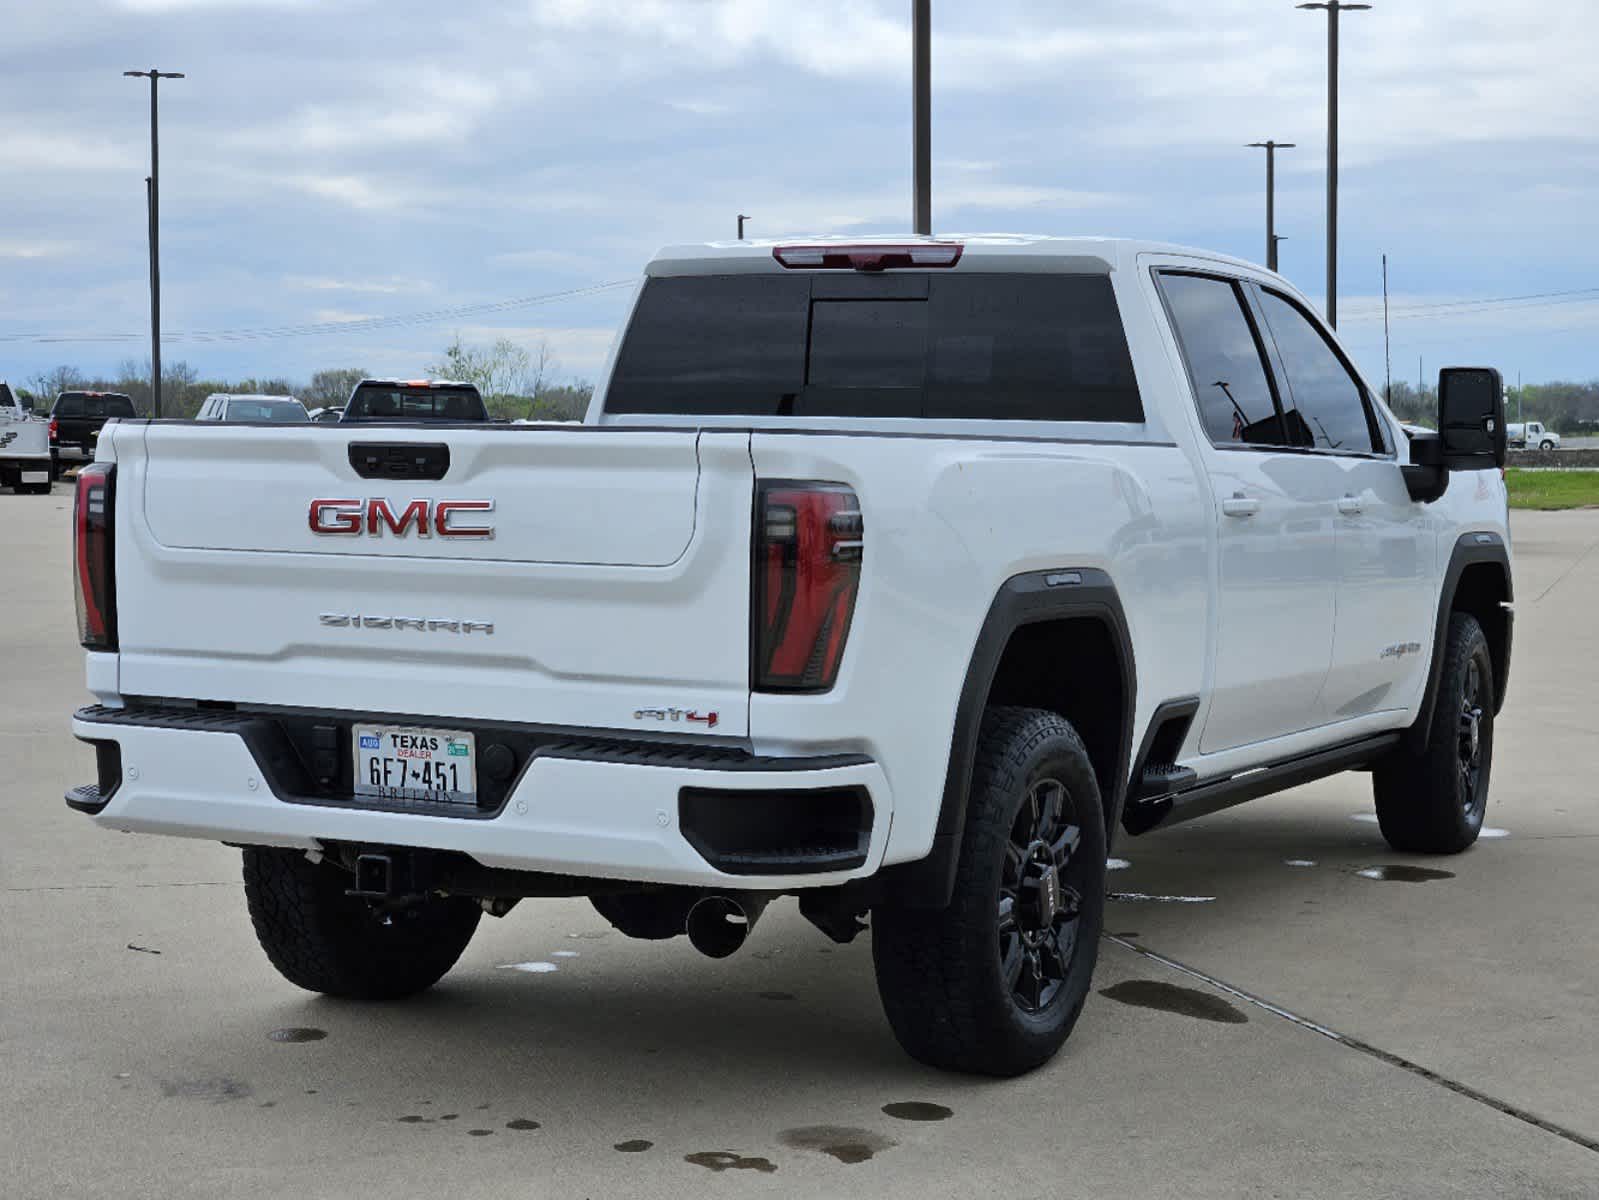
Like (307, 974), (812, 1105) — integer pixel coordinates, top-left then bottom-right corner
(353, 725), (476, 805)
(20, 470), (48, 484)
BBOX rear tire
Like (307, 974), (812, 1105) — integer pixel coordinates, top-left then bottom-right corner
(1373, 613), (1494, 854)
(242, 847), (481, 999)
(871, 706), (1106, 1076)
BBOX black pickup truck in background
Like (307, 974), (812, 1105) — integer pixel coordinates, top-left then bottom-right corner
(49, 391), (135, 478)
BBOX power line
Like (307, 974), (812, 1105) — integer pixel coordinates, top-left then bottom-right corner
(1342, 286), (1599, 322)
(0, 279), (635, 346)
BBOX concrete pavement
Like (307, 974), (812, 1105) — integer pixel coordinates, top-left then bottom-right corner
(4, 495), (1598, 1199)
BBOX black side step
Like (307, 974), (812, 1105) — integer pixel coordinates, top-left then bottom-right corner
(1137, 762), (1198, 800)
(1123, 732), (1402, 836)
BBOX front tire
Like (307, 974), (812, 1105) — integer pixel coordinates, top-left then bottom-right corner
(872, 707), (1106, 1076)
(1373, 613), (1494, 854)
(242, 847), (481, 999)
(1540, 440), (1556, 451)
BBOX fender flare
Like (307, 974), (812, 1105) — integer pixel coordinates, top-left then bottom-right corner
(1406, 530), (1513, 753)
(875, 567), (1136, 908)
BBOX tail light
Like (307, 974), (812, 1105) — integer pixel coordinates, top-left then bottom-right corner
(48, 417), (58, 442)
(754, 482), (862, 692)
(74, 463), (117, 651)
(773, 243), (962, 271)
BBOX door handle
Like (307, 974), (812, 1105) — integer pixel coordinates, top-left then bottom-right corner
(1337, 494), (1364, 516)
(1221, 494), (1262, 518)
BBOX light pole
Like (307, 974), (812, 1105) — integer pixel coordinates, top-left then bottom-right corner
(912, 0), (931, 235)
(1296, 1), (1370, 328)
(1247, 140), (1295, 271)
(737, 214), (750, 240)
(124, 68), (184, 418)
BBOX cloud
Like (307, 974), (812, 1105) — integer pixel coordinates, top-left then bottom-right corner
(0, 239), (83, 259)
(0, 132), (138, 172)
(286, 276), (430, 295)
(311, 309), (379, 324)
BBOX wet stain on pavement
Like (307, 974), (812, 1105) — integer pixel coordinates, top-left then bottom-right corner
(268, 1027), (327, 1044)
(614, 1139), (653, 1153)
(160, 1077), (253, 1103)
(398, 1115), (431, 1124)
(881, 1101), (952, 1122)
(758, 991), (796, 1001)
(782, 1125), (895, 1164)
(1099, 979), (1248, 1024)
(1112, 931), (1140, 939)
(440, 1114), (458, 1121)
(126, 943), (161, 955)
(468, 1129), (494, 1137)
(685, 1151), (777, 1174)
(1355, 864), (1455, 882)
(506, 1118), (541, 1131)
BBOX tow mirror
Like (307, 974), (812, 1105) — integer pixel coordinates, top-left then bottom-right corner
(1401, 367), (1506, 503)
(1438, 367), (1506, 470)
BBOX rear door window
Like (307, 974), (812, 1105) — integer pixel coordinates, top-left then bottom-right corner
(1256, 289), (1383, 454)
(1156, 272), (1285, 447)
(607, 273), (1143, 422)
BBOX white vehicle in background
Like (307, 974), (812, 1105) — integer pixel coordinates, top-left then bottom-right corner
(1508, 421), (1560, 450)
(0, 382), (53, 494)
(195, 394), (310, 423)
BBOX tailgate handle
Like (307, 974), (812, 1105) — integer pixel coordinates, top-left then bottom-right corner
(348, 442), (451, 481)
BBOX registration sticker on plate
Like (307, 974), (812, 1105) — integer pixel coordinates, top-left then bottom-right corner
(353, 725), (476, 805)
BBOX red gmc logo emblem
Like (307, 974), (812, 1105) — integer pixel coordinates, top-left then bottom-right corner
(309, 498), (495, 539)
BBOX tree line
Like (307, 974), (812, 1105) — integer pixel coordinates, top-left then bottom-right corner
(1363, 380), (1599, 434)
(11, 335), (595, 423)
(14, 340), (1595, 433)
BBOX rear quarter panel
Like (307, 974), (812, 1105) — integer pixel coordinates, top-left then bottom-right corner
(749, 431), (1209, 866)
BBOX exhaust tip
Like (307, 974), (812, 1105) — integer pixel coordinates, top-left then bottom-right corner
(685, 895), (755, 959)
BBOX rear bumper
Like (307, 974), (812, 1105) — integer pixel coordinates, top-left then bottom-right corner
(69, 705), (891, 890)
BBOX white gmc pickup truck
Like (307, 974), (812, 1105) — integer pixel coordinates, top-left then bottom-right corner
(66, 237), (1513, 1076)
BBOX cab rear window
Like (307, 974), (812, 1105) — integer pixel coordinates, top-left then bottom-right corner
(606, 273), (1143, 422)
(344, 385), (487, 421)
(54, 393), (134, 418)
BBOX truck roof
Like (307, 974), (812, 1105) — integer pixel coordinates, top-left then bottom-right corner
(648, 234), (1268, 277)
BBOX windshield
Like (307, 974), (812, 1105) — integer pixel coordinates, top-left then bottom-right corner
(342, 384), (487, 422)
(225, 399), (308, 423)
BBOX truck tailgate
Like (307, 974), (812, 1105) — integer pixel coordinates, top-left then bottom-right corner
(111, 424), (755, 736)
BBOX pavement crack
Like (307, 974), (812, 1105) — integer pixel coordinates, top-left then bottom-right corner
(1104, 934), (1599, 1156)
(1532, 536), (1599, 604)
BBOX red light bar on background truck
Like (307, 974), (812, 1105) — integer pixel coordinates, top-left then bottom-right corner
(772, 244), (963, 272)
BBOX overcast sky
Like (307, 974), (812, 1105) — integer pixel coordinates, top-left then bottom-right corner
(3, 0), (1596, 391)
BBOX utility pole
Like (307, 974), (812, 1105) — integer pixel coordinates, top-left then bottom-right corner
(737, 214), (749, 241)
(1297, 1), (1370, 328)
(1382, 253), (1392, 405)
(1247, 141), (1295, 271)
(912, 0), (931, 235)
(124, 68), (184, 418)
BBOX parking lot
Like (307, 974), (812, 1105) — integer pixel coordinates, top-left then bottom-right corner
(4, 494), (1597, 1199)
